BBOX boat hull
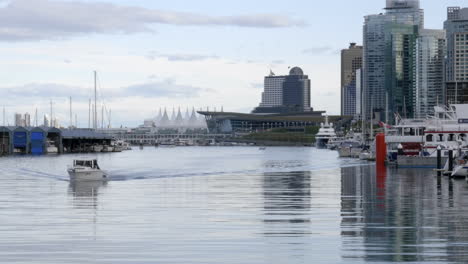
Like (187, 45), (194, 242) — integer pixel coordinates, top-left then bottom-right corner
(68, 169), (108, 181)
(338, 147), (361, 158)
(452, 166), (468, 178)
(315, 138), (330, 149)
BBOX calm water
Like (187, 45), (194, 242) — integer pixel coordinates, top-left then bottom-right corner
(0, 147), (468, 263)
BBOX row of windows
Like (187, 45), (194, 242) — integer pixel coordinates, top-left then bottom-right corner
(426, 133), (467, 142)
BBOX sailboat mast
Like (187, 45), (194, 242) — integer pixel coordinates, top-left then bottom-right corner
(101, 105), (104, 129)
(50, 100), (53, 128)
(370, 101), (373, 140)
(385, 92), (389, 124)
(94, 71), (97, 130)
(35, 108), (38, 127)
(69, 96), (72, 128)
(88, 99), (91, 129)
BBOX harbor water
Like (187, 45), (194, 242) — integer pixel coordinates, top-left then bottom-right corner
(1, 147), (468, 263)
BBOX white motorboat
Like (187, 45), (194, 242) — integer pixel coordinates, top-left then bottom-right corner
(113, 140), (131, 151)
(102, 145), (114, 152)
(315, 116), (337, 149)
(46, 140), (59, 154)
(92, 145), (104, 153)
(68, 159), (109, 181)
(338, 140), (362, 158)
(327, 137), (344, 150)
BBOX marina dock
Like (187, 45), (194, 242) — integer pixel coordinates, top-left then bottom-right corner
(0, 126), (112, 155)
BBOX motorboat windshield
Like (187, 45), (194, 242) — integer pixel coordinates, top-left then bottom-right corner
(73, 160), (100, 169)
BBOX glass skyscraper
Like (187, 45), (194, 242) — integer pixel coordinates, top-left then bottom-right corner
(445, 7), (468, 104)
(363, 0), (444, 122)
(363, 14), (389, 121)
(415, 29), (445, 118)
(385, 23), (418, 119)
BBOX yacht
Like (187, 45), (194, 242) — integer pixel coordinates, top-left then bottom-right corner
(68, 159), (108, 181)
(386, 104), (468, 162)
(315, 116), (337, 149)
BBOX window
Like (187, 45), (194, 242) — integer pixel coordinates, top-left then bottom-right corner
(438, 134), (444, 142)
(449, 134), (455, 141)
(459, 134), (467, 141)
(426, 134), (434, 142)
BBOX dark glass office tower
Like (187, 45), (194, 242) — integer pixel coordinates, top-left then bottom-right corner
(253, 67), (311, 114)
(282, 67), (311, 112)
(445, 7), (468, 104)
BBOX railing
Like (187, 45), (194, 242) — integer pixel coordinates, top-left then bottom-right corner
(385, 136), (424, 143)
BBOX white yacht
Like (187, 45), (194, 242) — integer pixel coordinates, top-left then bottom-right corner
(68, 159), (108, 181)
(315, 116), (337, 149)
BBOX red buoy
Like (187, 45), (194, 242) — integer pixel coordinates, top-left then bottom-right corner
(375, 133), (387, 166)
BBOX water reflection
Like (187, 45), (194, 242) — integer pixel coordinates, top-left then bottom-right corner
(262, 171), (311, 237)
(68, 181), (107, 208)
(341, 165), (468, 263)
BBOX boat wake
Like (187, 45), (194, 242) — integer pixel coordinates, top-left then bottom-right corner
(5, 158), (370, 183)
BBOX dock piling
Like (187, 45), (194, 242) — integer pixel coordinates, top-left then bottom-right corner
(437, 145), (442, 177)
(448, 147), (454, 176)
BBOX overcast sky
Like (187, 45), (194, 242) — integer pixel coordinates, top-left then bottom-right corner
(0, 0), (465, 127)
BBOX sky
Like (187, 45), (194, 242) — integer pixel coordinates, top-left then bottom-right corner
(0, 0), (466, 127)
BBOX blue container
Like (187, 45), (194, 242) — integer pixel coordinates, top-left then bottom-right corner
(31, 132), (44, 154)
(13, 132), (27, 148)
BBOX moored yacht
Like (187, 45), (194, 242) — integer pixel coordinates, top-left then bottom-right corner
(386, 104), (468, 162)
(315, 116), (337, 149)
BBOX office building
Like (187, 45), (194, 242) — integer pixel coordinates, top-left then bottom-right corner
(341, 43), (363, 116)
(445, 7), (468, 104)
(254, 67), (312, 114)
(43, 115), (50, 127)
(260, 72), (286, 108)
(363, 14), (389, 121)
(355, 69), (362, 118)
(14, 113), (23, 127)
(415, 29), (445, 118)
(24, 113), (31, 127)
(385, 23), (419, 119)
(282, 67), (311, 112)
(363, 0), (424, 121)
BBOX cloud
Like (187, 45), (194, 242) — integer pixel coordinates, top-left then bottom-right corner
(0, 0), (305, 41)
(0, 80), (209, 100)
(2, 83), (90, 99)
(121, 81), (205, 98)
(146, 52), (219, 62)
(271, 60), (285, 64)
(250, 83), (263, 89)
(302, 46), (335, 55)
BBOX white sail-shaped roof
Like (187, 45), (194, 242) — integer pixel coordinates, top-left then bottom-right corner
(159, 108), (170, 126)
(155, 108), (162, 122)
(175, 107), (184, 125)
